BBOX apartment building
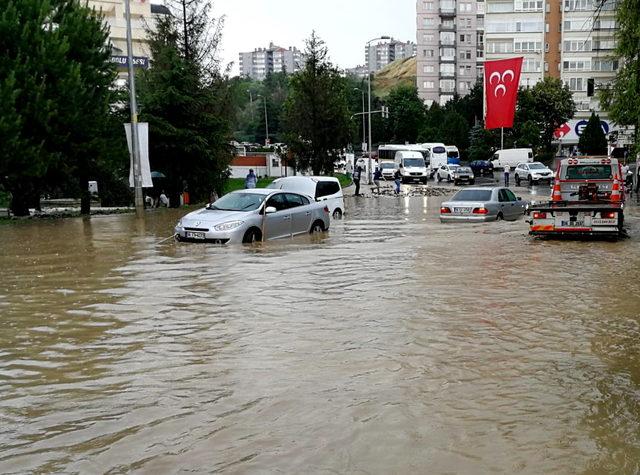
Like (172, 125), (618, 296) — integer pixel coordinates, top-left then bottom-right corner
(365, 39), (417, 73)
(484, 0), (618, 121)
(416, 0), (485, 106)
(239, 43), (304, 80)
(88, 0), (170, 73)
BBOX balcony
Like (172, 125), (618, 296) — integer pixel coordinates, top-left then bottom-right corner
(439, 23), (456, 31)
(439, 7), (456, 16)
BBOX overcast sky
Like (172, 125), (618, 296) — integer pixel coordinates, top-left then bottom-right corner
(211, 0), (417, 75)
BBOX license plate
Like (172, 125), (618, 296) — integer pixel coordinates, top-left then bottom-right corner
(454, 207), (472, 214)
(592, 218), (617, 225)
(560, 220), (584, 227)
(186, 231), (206, 239)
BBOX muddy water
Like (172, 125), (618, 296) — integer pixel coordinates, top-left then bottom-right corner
(1, 186), (639, 474)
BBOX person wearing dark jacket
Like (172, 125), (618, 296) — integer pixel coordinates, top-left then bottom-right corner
(353, 163), (363, 196)
(394, 168), (402, 194)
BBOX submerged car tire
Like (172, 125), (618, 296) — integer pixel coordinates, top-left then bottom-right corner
(242, 227), (262, 243)
(436, 174), (442, 182)
(496, 212), (504, 221)
(515, 175), (521, 186)
(310, 220), (325, 234)
(528, 175), (533, 186)
(332, 208), (343, 219)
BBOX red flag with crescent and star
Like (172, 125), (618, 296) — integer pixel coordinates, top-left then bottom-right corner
(483, 57), (523, 130)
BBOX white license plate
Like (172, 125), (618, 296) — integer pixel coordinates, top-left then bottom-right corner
(186, 231), (206, 239)
(454, 207), (472, 214)
(592, 218), (617, 225)
(560, 220), (584, 227)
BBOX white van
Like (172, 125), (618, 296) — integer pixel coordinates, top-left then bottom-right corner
(268, 176), (345, 219)
(491, 148), (534, 169)
(394, 151), (428, 184)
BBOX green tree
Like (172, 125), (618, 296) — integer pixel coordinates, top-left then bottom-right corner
(578, 112), (608, 155)
(468, 124), (499, 161)
(0, 0), (116, 216)
(520, 78), (575, 160)
(600, 0), (640, 157)
(283, 32), (351, 174)
(439, 111), (470, 155)
(137, 1), (232, 203)
(385, 84), (426, 143)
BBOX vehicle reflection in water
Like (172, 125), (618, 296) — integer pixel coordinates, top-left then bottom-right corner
(0, 188), (639, 473)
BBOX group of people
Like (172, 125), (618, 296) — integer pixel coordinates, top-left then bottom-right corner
(351, 159), (403, 196)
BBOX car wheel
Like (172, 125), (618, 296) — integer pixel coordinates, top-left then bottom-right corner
(422, 178), (428, 185)
(515, 175), (521, 186)
(310, 220), (325, 234)
(447, 175), (452, 182)
(437, 174), (442, 182)
(242, 227), (262, 243)
(528, 175), (533, 186)
(332, 208), (343, 219)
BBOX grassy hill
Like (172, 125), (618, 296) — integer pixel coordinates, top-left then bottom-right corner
(372, 56), (417, 98)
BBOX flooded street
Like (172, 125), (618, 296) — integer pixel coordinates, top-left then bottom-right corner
(1, 185), (640, 474)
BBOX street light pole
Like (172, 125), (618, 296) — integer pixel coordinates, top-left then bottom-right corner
(353, 87), (366, 150)
(257, 95), (269, 146)
(366, 36), (391, 184)
(124, 0), (143, 215)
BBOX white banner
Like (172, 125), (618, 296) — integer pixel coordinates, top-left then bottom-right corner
(125, 122), (153, 188)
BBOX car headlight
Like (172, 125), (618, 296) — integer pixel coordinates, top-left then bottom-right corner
(214, 220), (244, 231)
(176, 219), (184, 228)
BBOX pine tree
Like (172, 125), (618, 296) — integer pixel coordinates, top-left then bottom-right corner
(0, 0), (115, 215)
(578, 112), (608, 156)
(137, 2), (232, 202)
(283, 32), (351, 175)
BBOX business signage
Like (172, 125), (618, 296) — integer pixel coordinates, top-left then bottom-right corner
(110, 56), (149, 69)
(553, 118), (616, 143)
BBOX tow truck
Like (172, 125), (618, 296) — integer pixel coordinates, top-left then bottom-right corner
(526, 156), (626, 238)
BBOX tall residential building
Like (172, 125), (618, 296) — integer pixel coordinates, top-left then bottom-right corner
(416, 0), (485, 106)
(364, 39), (417, 72)
(87, 0), (170, 85)
(239, 43), (304, 80)
(484, 0), (618, 119)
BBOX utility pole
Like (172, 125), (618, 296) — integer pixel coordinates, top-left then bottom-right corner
(366, 36), (391, 184)
(257, 95), (269, 146)
(124, 0), (143, 216)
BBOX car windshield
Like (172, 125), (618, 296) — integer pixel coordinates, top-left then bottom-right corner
(452, 189), (492, 201)
(208, 192), (266, 211)
(404, 158), (425, 167)
(457, 167), (472, 173)
(433, 146), (446, 154)
(529, 163), (546, 169)
(564, 165), (613, 180)
(381, 162), (395, 169)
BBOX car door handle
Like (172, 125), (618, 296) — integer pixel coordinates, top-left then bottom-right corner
(284, 216), (291, 220)
(305, 212), (311, 216)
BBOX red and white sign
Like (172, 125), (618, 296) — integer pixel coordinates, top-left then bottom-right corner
(484, 57), (523, 130)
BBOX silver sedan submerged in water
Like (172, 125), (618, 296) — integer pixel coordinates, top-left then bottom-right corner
(440, 187), (528, 222)
(175, 189), (330, 244)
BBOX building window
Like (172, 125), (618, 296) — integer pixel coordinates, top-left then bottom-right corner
(440, 63), (455, 75)
(487, 2), (514, 13)
(441, 47), (456, 59)
(562, 59), (591, 71)
(515, 0), (544, 10)
(424, 1), (434, 9)
(564, 0), (592, 10)
(441, 32), (455, 45)
(423, 49), (435, 57)
(440, 79), (455, 92)
(423, 17), (435, 26)
(514, 41), (542, 52)
(522, 58), (541, 72)
(459, 2), (473, 12)
(563, 40), (592, 52)
(423, 64), (435, 73)
(423, 33), (435, 42)
(566, 77), (585, 91)
(423, 81), (435, 89)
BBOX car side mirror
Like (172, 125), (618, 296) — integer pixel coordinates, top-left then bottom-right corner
(265, 206), (277, 214)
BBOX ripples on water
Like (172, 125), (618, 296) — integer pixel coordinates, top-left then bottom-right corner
(1, 190), (639, 473)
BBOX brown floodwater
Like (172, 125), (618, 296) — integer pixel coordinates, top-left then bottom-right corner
(1, 184), (639, 474)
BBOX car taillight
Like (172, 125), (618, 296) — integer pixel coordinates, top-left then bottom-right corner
(601, 211), (617, 219)
(323, 206), (330, 213)
(533, 211), (547, 219)
(473, 207), (489, 215)
(440, 207), (452, 214)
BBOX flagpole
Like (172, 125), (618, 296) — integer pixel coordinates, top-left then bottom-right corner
(501, 127), (504, 150)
